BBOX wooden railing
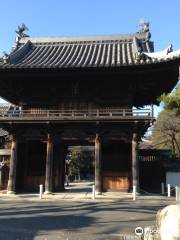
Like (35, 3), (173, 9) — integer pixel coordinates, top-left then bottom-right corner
(0, 108), (154, 121)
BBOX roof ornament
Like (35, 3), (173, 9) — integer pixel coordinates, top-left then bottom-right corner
(15, 23), (29, 48)
(135, 52), (143, 62)
(139, 19), (149, 33)
(165, 48), (180, 59)
(2, 51), (9, 63)
(138, 19), (151, 40)
(15, 23), (29, 39)
(143, 45), (173, 60)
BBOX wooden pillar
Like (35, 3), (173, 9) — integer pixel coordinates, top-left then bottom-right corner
(7, 135), (18, 194)
(132, 133), (139, 191)
(95, 133), (102, 193)
(45, 134), (53, 194)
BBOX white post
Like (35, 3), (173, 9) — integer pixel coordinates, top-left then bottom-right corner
(161, 182), (164, 195)
(92, 184), (95, 200)
(176, 186), (178, 202)
(133, 185), (136, 201)
(39, 184), (43, 199)
(167, 184), (171, 197)
(176, 186), (180, 202)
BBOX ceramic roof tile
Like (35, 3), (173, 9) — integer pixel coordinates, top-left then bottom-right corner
(0, 32), (154, 69)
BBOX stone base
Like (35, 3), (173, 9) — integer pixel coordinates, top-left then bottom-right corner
(44, 191), (52, 195)
(95, 191), (102, 195)
(7, 191), (16, 194)
(134, 192), (140, 195)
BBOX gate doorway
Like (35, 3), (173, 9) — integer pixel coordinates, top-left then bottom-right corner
(64, 145), (95, 193)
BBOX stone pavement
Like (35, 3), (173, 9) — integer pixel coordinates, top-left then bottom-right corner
(0, 182), (176, 240)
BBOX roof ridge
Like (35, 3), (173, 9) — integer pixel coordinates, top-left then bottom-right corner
(19, 32), (149, 45)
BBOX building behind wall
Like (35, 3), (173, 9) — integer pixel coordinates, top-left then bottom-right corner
(0, 22), (179, 193)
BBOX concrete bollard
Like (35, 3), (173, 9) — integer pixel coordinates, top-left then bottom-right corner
(92, 184), (95, 200)
(175, 186), (180, 202)
(161, 182), (165, 195)
(176, 186), (178, 202)
(133, 185), (136, 201)
(39, 184), (43, 199)
(167, 184), (171, 197)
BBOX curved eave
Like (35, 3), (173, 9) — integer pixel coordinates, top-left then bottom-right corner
(0, 56), (180, 71)
(0, 56), (178, 107)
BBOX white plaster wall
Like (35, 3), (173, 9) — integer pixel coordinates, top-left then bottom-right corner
(166, 172), (180, 187)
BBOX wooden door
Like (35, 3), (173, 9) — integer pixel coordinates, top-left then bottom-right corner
(103, 174), (130, 191)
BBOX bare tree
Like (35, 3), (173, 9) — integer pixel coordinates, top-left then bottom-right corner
(152, 110), (180, 157)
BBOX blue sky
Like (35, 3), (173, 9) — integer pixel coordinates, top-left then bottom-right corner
(1, 0), (180, 54)
(0, 0), (180, 112)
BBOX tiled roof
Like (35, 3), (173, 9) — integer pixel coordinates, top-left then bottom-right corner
(139, 138), (155, 149)
(0, 31), (155, 69)
(0, 104), (11, 111)
(0, 128), (8, 137)
(0, 104), (10, 136)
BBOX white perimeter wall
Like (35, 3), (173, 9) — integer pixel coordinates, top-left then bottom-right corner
(166, 172), (180, 187)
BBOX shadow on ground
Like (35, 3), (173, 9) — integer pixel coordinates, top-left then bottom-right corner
(0, 198), (172, 240)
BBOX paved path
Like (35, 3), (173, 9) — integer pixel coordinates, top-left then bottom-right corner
(0, 181), (174, 201)
(0, 181), (135, 201)
(0, 182), (175, 239)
